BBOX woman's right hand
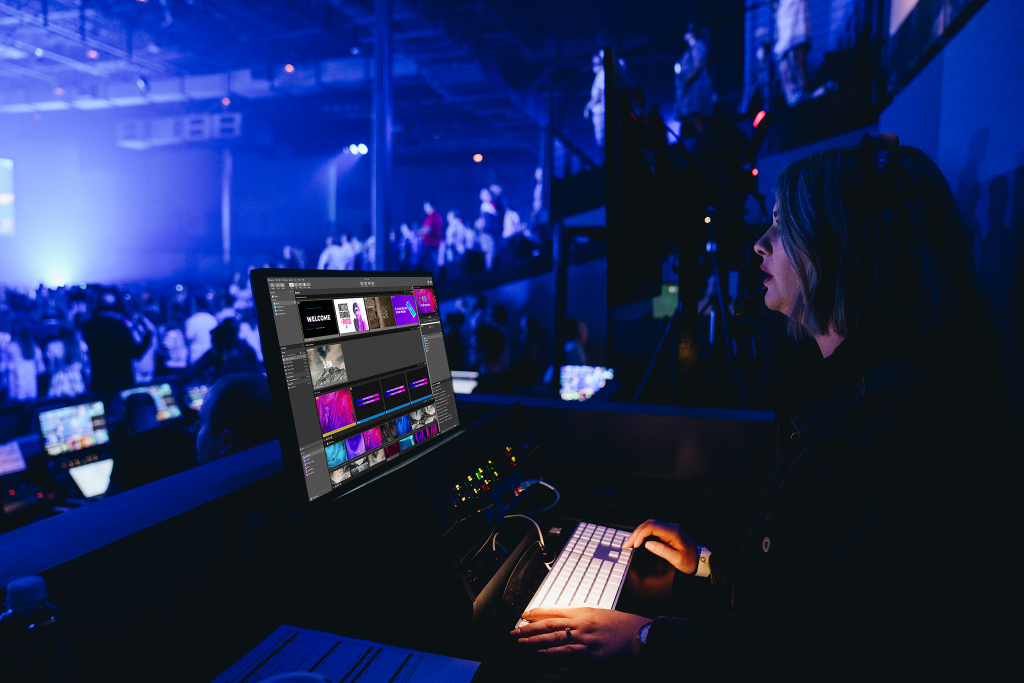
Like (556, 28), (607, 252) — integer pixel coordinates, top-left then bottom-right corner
(625, 519), (699, 575)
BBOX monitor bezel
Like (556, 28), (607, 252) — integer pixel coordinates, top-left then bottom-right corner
(250, 267), (451, 509)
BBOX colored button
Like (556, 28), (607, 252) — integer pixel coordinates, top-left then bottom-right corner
(762, 537), (770, 552)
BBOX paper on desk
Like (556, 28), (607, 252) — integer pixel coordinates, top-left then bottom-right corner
(213, 625), (480, 683)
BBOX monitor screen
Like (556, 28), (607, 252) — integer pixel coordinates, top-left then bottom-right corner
(450, 370), (479, 395)
(38, 401), (110, 456)
(255, 271), (460, 503)
(0, 440), (27, 476)
(184, 384), (209, 411)
(68, 459), (114, 498)
(560, 365), (614, 401)
(119, 383), (182, 421)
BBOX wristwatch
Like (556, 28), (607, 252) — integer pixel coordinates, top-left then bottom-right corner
(637, 622), (653, 653)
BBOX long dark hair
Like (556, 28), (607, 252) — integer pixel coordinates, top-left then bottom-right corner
(774, 145), (991, 341)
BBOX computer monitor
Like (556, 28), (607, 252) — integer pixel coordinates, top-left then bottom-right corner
(119, 383), (182, 421)
(184, 384), (209, 411)
(38, 400), (110, 457)
(560, 365), (614, 401)
(0, 441), (27, 476)
(251, 270), (461, 505)
(67, 458), (114, 499)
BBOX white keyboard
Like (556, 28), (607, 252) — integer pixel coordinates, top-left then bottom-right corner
(516, 522), (633, 627)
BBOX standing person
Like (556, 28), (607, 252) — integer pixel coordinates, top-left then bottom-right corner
(774, 0), (811, 106)
(420, 199), (444, 271)
(282, 245), (305, 269)
(443, 312), (467, 372)
(674, 23), (715, 134)
(489, 185), (508, 232)
(337, 234), (357, 271)
(532, 167), (544, 225)
(399, 223), (421, 270)
(131, 306), (158, 385)
(583, 51), (605, 148)
(3, 321), (44, 402)
(80, 291), (152, 394)
(238, 307), (264, 363)
(184, 296), (218, 366)
(317, 236), (347, 270)
(445, 210), (472, 264)
(45, 327), (87, 398)
(159, 305), (189, 375)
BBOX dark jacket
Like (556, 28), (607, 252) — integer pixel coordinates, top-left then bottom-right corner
(80, 313), (152, 395)
(643, 334), (1013, 677)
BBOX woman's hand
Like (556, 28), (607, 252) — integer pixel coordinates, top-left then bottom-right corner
(512, 607), (651, 658)
(625, 519), (699, 575)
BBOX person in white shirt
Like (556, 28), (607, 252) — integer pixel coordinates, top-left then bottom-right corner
(185, 297), (218, 365)
(4, 323), (44, 402)
(317, 236), (347, 270)
(337, 234), (357, 270)
(583, 51), (605, 147)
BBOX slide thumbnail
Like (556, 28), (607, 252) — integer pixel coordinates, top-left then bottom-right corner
(351, 380), (385, 422)
(362, 426), (383, 451)
(414, 423), (439, 444)
(345, 432), (366, 458)
(409, 405), (437, 431)
(330, 466), (350, 486)
(364, 297), (381, 329)
(399, 435), (416, 451)
(350, 456), (370, 475)
(413, 288), (437, 315)
(299, 300), (339, 339)
(382, 372), (410, 411)
(379, 420), (399, 444)
(325, 440), (347, 468)
(368, 449), (386, 466)
(334, 298), (371, 334)
(316, 387), (355, 435)
(395, 413), (412, 436)
(373, 296), (396, 328)
(384, 442), (401, 458)
(306, 343), (347, 390)
(406, 367), (432, 402)
(391, 295), (419, 327)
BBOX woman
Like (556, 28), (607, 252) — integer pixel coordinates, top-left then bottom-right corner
(46, 326), (87, 398)
(4, 321), (44, 402)
(511, 136), (1009, 675)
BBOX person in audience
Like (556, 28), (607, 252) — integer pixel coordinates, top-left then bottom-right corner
(46, 326), (87, 398)
(159, 305), (189, 375)
(583, 51), (606, 148)
(195, 373), (278, 465)
(238, 307), (263, 363)
(130, 304), (158, 385)
(562, 318), (589, 366)
(445, 210), (473, 264)
(3, 321), (44, 402)
(282, 244), (305, 269)
(472, 323), (514, 394)
(774, 0), (811, 106)
(674, 23), (715, 135)
(399, 223), (421, 269)
(317, 236), (347, 270)
(214, 293), (239, 323)
(443, 312), (467, 372)
(80, 291), (152, 395)
(337, 234), (357, 271)
(532, 167), (544, 225)
(511, 139), (1011, 676)
(420, 199), (444, 271)
(511, 315), (543, 386)
(108, 392), (197, 493)
(185, 319), (261, 385)
(184, 295), (218, 365)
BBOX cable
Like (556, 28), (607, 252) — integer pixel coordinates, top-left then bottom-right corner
(516, 479), (561, 514)
(503, 514), (545, 551)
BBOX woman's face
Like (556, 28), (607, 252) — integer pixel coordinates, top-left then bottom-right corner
(754, 202), (803, 318)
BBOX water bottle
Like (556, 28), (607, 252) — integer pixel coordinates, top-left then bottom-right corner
(0, 576), (68, 683)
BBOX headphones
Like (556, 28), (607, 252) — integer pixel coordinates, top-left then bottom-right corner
(844, 132), (909, 194)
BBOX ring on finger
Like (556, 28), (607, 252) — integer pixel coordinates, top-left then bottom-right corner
(565, 627), (573, 644)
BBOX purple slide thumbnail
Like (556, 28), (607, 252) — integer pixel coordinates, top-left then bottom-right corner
(391, 295), (419, 326)
(362, 426), (383, 451)
(316, 388), (355, 435)
(346, 432), (366, 457)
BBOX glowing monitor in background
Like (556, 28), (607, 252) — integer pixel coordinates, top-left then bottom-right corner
(450, 371), (479, 394)
(560, 366), (614, 402)
(0, 158), (13, 236)
(38, 401), (110, 456)
(185, 384), (209, 411)
(119, 383), (182, 421)
(68, 459), (114, 498)
(0, 441), (27, 476)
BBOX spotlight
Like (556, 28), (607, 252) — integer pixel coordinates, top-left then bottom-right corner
(284, 63), (295, 73)
(753, 110), (766, 128)
(358, 143), (368, 155)
(136, 75), (149, 93)
(175, 284), (183, 292)
(34, 48), (44, 57)
(704, 216), (711, 224)
(350, 47), (360, 56)
(87, 49), (99, 59)
(221, 97), (231, 106)
(54, 87), (64, 96)
(473, 153), (483, 163)
(349, 144), (359, 154)
(751, 168), (759, 176)
(674, 62), (681, 75)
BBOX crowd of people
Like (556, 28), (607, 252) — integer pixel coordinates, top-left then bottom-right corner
(0, 279), (265, 407)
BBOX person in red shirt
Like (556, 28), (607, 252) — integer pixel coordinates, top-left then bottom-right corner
(420, 199), (443, 271)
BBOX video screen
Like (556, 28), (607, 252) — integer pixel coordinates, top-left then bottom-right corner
(316, 387), (355, 435)
(68, 458), (114, 498)
(120, 383), (182, 421)
(299, 300), (340, 339)
(307, 342), (348, 390)
(391, 295), (419, 326)
(333, 298), (371, 334)
(560, 365), (614, 401)
(39, 401), (110, 456)
(0, 441), (27, 476)
(185, 384), (209, 411)
(413, 288), (437, 315)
